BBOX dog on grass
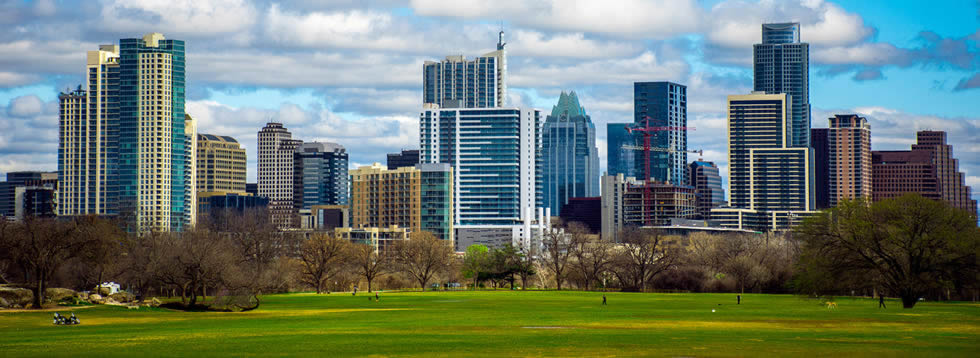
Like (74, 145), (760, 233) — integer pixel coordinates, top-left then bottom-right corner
(825, 301), (838, 309)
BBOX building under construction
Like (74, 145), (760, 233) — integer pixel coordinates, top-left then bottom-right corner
(600, 174), (697, 241)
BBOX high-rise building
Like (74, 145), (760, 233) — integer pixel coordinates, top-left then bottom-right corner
(560, 197), (601, 234)
(257, 122), (303, 228)
(58, 45), (118, 218)
(1, 172), (58, 219)
(687, 161), (725, 219)
(542, 91), (600, 216)
(606, 122), (635, 177)
(419, 106), (549, 249)
(349, 163), (454, 243)
(387, 149), (420, 170)
(294, 142), (349, 210)
(711, 92), (815, 231)
(872, 131), (977, 218)
(58, 34), (193, 232)
(633, 82), (688, 184)
(422, 32), (506, 108)
(811, 128), (831, 209)
(196, 133), (247, 194)
(600, 174), (697, 242)
(827, 115), (872, 207)
(754, 23), (810, 148)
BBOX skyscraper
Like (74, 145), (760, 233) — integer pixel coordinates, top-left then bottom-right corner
(754, 23), (810, 148)
(687, 161), (725, 219)
(257, 122), (302, 228)
(542, 91), (600, 216)
(294, 142), (349, 209)
(711, 92), (815, 231)
(420, 107), (548, 249)
(633, 81), (688, 184)
(872, 131), (976, 218)
(422, 32), (506, 108)
(1, 172), (58, 219)
(58, 34), (193, 232)
(606, 122), (635, 177)
(196, 133), (247, 194)
(827, 114), (872, 207)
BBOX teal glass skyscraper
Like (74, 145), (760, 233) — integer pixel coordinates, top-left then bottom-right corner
(60, 33), (193, 232)
(541, 91), (599, 216)
(754, 23), (810, 148)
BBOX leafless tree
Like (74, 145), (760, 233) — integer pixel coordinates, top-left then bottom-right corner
(299, 233), (348, 294)
(610, 227), (678, 292)
(3, 217), (97, 308)
(394, 231), (452, 291)
(541, 223), (579, 290)
(570, 229), (613, 291)
(348, 243), (390, 292)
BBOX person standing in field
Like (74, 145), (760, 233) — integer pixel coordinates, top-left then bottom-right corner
(879, 294), (886, 309)
(737, 295), (741, 305)
(376, 292), (379, 301)
(602, 295), (607, 305)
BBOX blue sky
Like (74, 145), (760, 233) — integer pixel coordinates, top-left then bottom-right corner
(0, 0), (978, 204)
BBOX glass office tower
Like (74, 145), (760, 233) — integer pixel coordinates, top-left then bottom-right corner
(541, 91), (599, 216)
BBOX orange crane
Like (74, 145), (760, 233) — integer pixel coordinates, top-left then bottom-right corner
(623, 116), (701, 226)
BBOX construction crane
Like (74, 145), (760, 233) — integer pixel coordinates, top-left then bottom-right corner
(623, 116), (701, 226)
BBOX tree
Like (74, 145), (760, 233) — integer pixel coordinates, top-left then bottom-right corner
(4, 217), (95, 308)
(205, 208), (299, 294)
(461, 244), (490, 289)
(75, 216), (128, 291)
(348, 243), (390, 292)
(541, 223), (577, 290)
(794, 194), (980, 308)
(394, 231), (452, 291)
(610, 228), (677, 292)
(299, 233), (348, 294)
(570, 230), (613, 291)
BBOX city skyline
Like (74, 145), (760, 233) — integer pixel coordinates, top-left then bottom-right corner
(1, 0), (978, 205)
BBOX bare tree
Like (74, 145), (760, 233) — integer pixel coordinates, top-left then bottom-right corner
(541, 223), (578, 290)
(348, 243), (390, 292)
(611, 228), (678, 292)
(394, 231), (452, 291)
(570, 229), (613, 291)
(205, 208), (299, 294)
(299, 233), (348, 294)
(4, 217), (95, 308)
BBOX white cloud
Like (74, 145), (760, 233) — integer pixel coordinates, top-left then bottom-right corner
(99, 0), (257, 36)
(706, 0), (873, 48)
(410, 0), (703, 38)
(510, 51), (689, 87)
(812, 43), (910, 66)
(509, 30), (639, 58)
(8, 95), (44, 117)
(0, 72), (39, 87)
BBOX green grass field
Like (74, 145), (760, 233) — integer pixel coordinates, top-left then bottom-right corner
(1, 291), (978, 357)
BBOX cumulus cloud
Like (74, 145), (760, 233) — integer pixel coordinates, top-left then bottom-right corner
(410, 0), (703, 38)
(99, 0), (258, 37)
(706, 0), (873, 49)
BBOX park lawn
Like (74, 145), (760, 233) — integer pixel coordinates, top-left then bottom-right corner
(1, 291), (978, 357)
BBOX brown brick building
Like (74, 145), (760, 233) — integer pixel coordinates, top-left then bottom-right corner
(872, 131), (977, 218)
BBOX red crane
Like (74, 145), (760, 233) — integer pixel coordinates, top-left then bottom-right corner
(624, 116), (700, 226)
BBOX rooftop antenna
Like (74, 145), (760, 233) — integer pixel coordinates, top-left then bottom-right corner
(497, 21), (506, 50)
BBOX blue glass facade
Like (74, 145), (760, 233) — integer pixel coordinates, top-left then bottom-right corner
(754, 23), (810, 148)
(294, 142), (349, 209)
(633, 81), (688, 184)
(606, 122), (635, 178)
(420, 108), (541, 225)
(542, 91), (599, 216)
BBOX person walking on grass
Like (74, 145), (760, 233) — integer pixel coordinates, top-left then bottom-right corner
(879, 294), (886, 309)
(376, 292), (379, 302)
(602, 295), (607, 305)
(737, 295), (741, 305)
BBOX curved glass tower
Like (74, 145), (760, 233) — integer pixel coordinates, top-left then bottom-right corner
(541, 91), (599, 216)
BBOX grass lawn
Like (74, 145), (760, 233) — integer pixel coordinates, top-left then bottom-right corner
(1, 291), (978, 357)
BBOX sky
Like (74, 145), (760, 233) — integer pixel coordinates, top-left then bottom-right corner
(0, 0), (978, 203)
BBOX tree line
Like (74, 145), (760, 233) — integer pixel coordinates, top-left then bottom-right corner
(1, 194), (976, 309)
